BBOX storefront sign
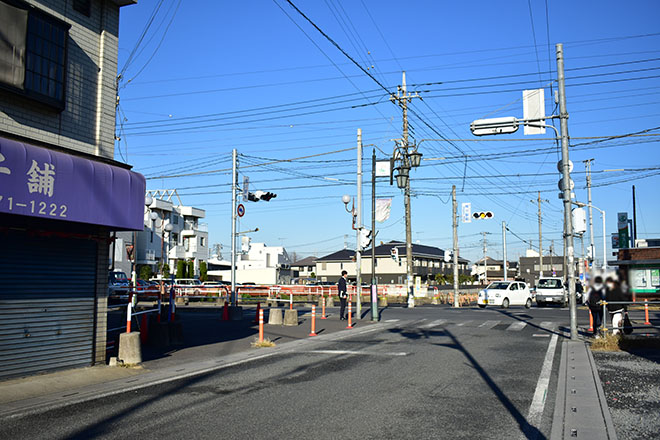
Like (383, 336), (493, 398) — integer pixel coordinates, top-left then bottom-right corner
(0, 137), (146, 230)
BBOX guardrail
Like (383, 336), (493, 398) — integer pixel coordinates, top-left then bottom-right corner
(597, 299), (659, 334)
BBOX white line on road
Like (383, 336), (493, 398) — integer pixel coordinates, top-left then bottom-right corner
(385, 319), (400, 323)
(524, 333), (559, 438)
(507, 321), (527, 331)
(478, 320), (500, 329)
(420, 319), (447, 329)
(538, 321), (556, 332)
(532, 334), (551, 338)
(304, 350), (409, 357)
(456, 320), (472, 327)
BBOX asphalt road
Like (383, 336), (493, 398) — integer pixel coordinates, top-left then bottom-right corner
(1, 305), (578, 440)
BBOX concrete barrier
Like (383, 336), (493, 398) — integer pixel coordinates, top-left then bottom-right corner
(283, 309), (298, 326)
(326, 297), (334, 307)
(268, 308), (283, 325)
(118, 332), (142, 364)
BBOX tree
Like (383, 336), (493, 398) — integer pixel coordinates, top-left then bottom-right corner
(176, 260), (185, 278)
(199, 261), (207, 282)
(310, 272), (316, 279)
(187, 260), (195, 278)
(162, 263), (170, 278)
(139, 265), (152, 280)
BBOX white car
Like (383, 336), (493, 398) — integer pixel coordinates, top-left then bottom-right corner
(535, 277), (566, 307)
(478, 281), (533, 309)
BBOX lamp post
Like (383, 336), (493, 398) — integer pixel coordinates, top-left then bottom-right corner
(575, 202), (606, 270)
(341, 194), (357, 297)
(391, 142), (422, 308)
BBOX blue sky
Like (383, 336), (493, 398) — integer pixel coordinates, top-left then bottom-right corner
(115, 0), (660, 265)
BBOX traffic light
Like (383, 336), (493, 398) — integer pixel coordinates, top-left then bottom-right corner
(390, 247), (399, 262)
(359, 228), (372, 248)
(247, 191), (277, 202)
(472, 211), (494, 220)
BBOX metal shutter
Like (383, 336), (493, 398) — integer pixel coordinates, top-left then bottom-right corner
(0, 231), (97, 380)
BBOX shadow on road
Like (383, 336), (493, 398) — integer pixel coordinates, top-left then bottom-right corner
(388, 324), (546, 440)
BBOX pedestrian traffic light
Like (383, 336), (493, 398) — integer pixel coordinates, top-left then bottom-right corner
(472, 211), (494, 220)
(247, 191), (277, 202)
(359, 229), (372, 248)
(391, 247), (399, 262)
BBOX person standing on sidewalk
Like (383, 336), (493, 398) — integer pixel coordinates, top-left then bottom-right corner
(585, 276), (605, 337)
(338, 270), (348, 320)
(605, 277), (626, 335)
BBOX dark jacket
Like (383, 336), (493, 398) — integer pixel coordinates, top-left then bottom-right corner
(606, 286), (626, 313)
(587, 287), (604, 308)
(337, 277), (347, 298)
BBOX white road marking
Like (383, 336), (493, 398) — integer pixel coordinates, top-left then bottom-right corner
(420, 319), (447, 329)
(538, 321), (556, 332)
(478, 320), (500, 329)
(532, 334), (551, 338)
(305, 350), (408, 357)
(524, 333), (559, 437)
(507, 321), (527, 331)
(385, 319), (400, 323)
(456, 320), (472, 327)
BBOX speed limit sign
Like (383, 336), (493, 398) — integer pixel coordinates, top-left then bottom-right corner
(237, 204), (245, 217)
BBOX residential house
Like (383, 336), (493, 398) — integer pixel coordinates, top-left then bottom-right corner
(291, 256), (317, 281)
(471, 257), (519, 283)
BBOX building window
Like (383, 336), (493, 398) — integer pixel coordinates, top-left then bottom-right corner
(173, 215), (178, 225)
(172, 233), (178, 245)
(0, 1), (69, 109)
(322, 262), (327, 270)
(150, 231), (153, 243)
(200, 236), (205, 247)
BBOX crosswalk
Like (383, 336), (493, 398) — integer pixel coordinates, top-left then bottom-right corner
(416, 318), (562, 334)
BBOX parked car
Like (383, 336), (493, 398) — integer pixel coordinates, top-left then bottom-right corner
(478, 280), (533, 309)
(135, 279), (160, 300)
(174, 278), (204, 296)
(535, 277), (566, 307)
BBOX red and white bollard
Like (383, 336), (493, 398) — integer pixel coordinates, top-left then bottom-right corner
(644, 299), (651, 325)
(346, 299), (353, 329)
(126, 293), (133, 333)
(588, 309), (594, 333)
(321, 296), (327, 320)
(309, 305), (317, 336)
(258, 308), (264, 343)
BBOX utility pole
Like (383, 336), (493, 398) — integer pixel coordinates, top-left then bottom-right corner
(452, 185), (459, 307)
(502, 221), (508, 281)
(231, 148), (238, 306)
(371, 148), (378, 321)
(557, 43), (578, 341)
(532, 191), (549, 279)
(482, 232), (488, 285)
(632, 185), (637, 246)
(391, 72), (420, 308)
(584, 159), (595, 266)
(356, 129), (363, 318)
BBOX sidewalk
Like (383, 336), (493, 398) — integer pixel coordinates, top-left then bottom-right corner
(0, 305), (383, 420)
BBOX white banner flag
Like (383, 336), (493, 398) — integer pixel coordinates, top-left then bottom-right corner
(376, 198), (392, 223)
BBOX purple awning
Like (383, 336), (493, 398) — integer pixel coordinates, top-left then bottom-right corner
(0, 137), (145, 230)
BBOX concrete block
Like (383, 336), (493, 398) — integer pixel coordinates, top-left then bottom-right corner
(267, 300), (278, 307)
(108, 357), (118, 367)
(118, 332), (142, 364)
(326, 297), (335, 307)
(168, 321), (184, 345)
(283, 309), (298, 326)
(379, 296), (388, 307)
(229, 306), (243, 321)
(175, 297), (189, 306)
(268, 308), (283, 325)
(318, 297), (325, 307)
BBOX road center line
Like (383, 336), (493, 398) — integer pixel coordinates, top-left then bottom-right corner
(524, 333), (559, 437)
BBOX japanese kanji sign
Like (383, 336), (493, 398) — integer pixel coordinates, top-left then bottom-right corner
(0, 137), (146, 230)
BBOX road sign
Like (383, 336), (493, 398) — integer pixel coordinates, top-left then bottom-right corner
(242, 176), (249, 199)
(376, 160), (391, 177)
(237, 204), (245, 217)
(461, 202), (472, 223)
(470, 117), (519, 136)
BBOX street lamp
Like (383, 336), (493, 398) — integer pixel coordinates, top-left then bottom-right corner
(391, 142), (422, 308)
(575, 201), (607, 270)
